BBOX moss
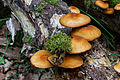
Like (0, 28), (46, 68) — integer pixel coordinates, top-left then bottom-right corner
(45, 0), (58, 5)
(45, 32), (72, 54)
(110, 0), (120, 7)
(25, 34), (33, 45)
(85, 0), (95, 11)
(34, 0), (59, 13)
(34, 2), (46, 13)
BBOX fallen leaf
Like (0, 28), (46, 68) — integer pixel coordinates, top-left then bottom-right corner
(0, 48), (20, 59)
(0, 37), (8, 46)
(4, 59), (13, 71)
(23, 73), (32, 80)
(0, 73), (5, 80)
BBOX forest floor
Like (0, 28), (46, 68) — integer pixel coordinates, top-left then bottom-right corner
(0, 1), (120, 80)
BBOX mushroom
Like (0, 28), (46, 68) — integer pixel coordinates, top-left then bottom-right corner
(30, 50), (53, 68)
(102, 0), (108, 2)
(70, 37), (92, 54)
(59, 13), (91, 28)
(114, 3), (120, 10)
(104, 8), (114, 14)
(114, 62), (120, 73)
(71, 25), (101, 41)
(58, 55), (83, 68)
(95, 0), (109, 9)
(69, 6), (80, 13)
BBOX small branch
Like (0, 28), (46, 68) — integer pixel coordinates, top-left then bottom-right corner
(39, 24), (46, 43)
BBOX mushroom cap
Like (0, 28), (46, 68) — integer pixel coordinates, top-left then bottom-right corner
(104, 8), (114, 14)
(59, 13), (91, 28)
(58, 55), (83, 68)
(114, 3), (120, 10)
(69, 6), (80, 13)
(114, 62), (120, 73)
(30, 50), (53, 68)
(70, 37), (92, 54)
(102, 0), (108, 1)
(71, 25), (101, 41)
(95, 0), (109, 9)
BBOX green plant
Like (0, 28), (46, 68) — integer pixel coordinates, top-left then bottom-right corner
(25, 34), (33, 45)
(85, 0), (95, 11)
(0, 18), (9, 28)
(45, 32), (72, 54)
(0, 37), (11, 64)
(45, 0), (58, 5)
(35, 2), (46, 13)
(0, 18), (9, 21)
(110, 0), (120, 7)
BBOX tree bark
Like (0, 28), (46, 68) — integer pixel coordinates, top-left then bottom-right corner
(2, 0), (119, 80)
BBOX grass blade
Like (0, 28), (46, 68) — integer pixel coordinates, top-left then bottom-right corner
(102, 33), (116, 50)
(0, 18), (9, 22)
(79, 9), (114, 39)
(111, 54), (120, 57)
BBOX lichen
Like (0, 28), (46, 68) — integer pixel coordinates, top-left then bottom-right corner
(50, 14), (65, 29)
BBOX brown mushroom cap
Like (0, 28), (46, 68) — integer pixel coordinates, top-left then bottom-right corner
(71, 25), (101, 41)
(30, 50), (53, 68)
(59, 13), (91, 28)
(114, 62), (120, 73)
(58, 55), (83, 68)
(70, 37), (92, 54)
(119, 78), (120, 80)
(102, 0), (108, 1)
(114, 3), (120, 10)
(95, 0), (109, 9)
(69, 6), (80, 13)
(104, 8), (114, 14)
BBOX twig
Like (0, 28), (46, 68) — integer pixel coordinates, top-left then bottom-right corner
(39, 24), (46, 43)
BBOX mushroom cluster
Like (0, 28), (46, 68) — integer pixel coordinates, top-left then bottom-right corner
(114, 61), (120, 73)
(30, 6), (101, 69)
(95, 0), (120, 14)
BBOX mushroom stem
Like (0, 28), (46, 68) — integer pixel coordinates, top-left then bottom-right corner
(48, 52), (66, 66)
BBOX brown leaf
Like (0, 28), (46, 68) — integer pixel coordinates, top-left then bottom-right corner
(0, 25), (10, 37)
(0, 48), (20, 59)
(0, 37), (8, 46)
(0, 72), (5, 80)
(23, 73), (32, 80)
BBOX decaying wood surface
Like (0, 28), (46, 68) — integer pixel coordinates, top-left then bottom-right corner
(2, 0), (119, 80)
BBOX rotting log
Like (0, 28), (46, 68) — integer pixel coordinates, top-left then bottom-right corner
(2, 0), (119, 80)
